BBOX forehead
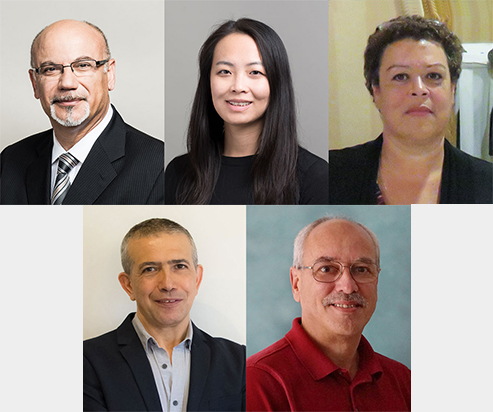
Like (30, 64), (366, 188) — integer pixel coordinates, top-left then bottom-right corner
(127, 233), (193, 264)
(380, 38), (448, 69)
(212, 33), (261, 63)
(33, 20), (105, 64)
(303, 220), (377, 262)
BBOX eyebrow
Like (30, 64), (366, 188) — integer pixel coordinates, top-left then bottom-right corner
(386, 63), (447, 71)
(215, 60), (264, 67)
(314, 256), (376, 264)
(167, 258), (191, 266)
(38, 56), (97, 66)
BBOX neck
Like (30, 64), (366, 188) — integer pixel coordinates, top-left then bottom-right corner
(302, 322), (361, 379)
(137, 312), (190, 361)
(381, 130), (445, 159)
(52, 104), (109, 151)
(223, 122), (262, 157)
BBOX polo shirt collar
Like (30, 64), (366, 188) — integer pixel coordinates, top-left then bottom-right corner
(285, 317), (383, 382)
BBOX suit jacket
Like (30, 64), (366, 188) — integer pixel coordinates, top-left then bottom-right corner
(0, 106), (164, 204)
(83, 313), (246, 412)
(329, 134), (493, 204)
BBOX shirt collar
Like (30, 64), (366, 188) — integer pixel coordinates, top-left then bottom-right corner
(51, 104), (114, 165)
(132, 313), (193, 353)
(285, 317), (382, 381)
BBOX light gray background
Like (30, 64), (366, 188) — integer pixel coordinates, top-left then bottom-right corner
(165, 0), (329, 167)
(83, 205), (246, 345)
(0, 0), (164, 150)
(247, 205), (411, 368)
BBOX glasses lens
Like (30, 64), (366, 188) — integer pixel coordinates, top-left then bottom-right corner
(72, 60), (97, 76)
(38, 65), (61, 76)
(350, 263), (378, 283)
(313, 261), (342, 282)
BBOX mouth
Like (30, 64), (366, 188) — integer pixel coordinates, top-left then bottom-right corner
(51, 96), (86, 106)
(226, 100), (252, 110)
(406, 106), (433, 116)
(154, 298), (183, 307)
(330, 303), (359, 309)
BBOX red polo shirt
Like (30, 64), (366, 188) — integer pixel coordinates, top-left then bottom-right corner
(247, 318), (410, 411)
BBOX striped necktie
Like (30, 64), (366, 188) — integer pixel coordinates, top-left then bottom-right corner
(51, 152), (79, 205)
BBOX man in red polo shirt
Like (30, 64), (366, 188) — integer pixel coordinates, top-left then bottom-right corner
(247, 217), (411, 411)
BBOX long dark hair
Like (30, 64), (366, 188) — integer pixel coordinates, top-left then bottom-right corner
(176, 18), (299, 204)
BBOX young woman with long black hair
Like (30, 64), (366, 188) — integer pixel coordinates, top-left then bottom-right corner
(165, 18), (328, 205)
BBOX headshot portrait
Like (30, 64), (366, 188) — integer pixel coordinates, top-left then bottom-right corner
(83, 205), (246, 411)
(246, 205), (411, 411)
(328, 1), (492, 204)
(0, 1), (164, 205)
(165, 1), (329, 205)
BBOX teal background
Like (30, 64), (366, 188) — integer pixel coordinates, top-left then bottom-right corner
(246, 205), (411, 368)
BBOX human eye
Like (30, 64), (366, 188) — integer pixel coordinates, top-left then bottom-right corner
(392, 73), (409, 81)
(352, 264), (371, 274)
(216, 69), (231, 75)
(73, 60), (94, 70)
(250, 70), (265, 76)
(316, 262), (340, 275)
(141, 266), (157, 276)
(426, 72), (443, 82)
(39, 65), (59, 76)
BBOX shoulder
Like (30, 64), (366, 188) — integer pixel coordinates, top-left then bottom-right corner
(297, 147), (329, 204)
(247, 337), (290, 371)
(166, 153), (191, 174)
(329, 136), (382, 168)
(123, 122), (163, 149)
(1, 129), (52, 157)
(446, 141), (492, 176)
(297, 146), (328, 173)
(374, 351), (411, 380)
(193, 325), (245, 359)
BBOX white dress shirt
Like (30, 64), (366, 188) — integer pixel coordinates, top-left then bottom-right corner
(132, 315), (193, 412)
(50, 105), (114, 195)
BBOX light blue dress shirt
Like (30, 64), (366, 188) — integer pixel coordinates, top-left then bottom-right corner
(132, 315), (193, 412)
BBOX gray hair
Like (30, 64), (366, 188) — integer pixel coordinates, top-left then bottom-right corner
(120, 218), (198, 274)
(30, 20), (111, 69)
(293, 216), (380, 268)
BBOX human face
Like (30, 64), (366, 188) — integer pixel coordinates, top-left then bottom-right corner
(372, 39), (455, 143)
(291, 220), (378, 342)
(29, 20), (115, 132)
(210, 33), (270, 133)
(118, 233), (203, 335)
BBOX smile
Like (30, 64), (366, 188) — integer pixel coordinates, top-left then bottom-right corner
(227, 101), (252, 107)
(331, 303), (357, 308)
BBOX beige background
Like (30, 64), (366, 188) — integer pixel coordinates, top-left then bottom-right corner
(329, 0), (493, 151)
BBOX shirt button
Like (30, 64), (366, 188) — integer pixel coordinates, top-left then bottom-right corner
(173, 400), (178, 406)
(162, 364), (167, 369)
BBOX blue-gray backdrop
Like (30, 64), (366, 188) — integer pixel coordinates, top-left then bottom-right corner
(246, 205), (411, 368)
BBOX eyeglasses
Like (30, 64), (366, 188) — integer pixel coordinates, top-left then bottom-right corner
(33, 58), (110, 78)
(297, 259), (380, 284)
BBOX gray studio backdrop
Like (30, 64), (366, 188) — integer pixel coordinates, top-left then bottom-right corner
(247, 205), (411, 368)
(165, 0), (329, 166)
(0, 1), (164, 150)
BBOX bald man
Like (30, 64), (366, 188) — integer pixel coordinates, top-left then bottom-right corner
(0, 20), (164, 205)
(247, 217), (411, 411)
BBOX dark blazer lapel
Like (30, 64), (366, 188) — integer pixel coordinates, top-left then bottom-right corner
(63, 107), (125, 204)
(187, 324), (211, 412)
(117, 314), (162, 412)
(25, 132), (52, 204)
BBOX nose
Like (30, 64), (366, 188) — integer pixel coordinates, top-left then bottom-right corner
(231, 73), (247, 93)
(157, 270), (175, 292)
(58, 65), (79, 90)
(334, 266), (359, 294)
(411, 76), (428, 96)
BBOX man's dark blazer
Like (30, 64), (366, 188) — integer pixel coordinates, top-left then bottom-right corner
(83, 313), (246, 412)
(0, 106), (164, 204)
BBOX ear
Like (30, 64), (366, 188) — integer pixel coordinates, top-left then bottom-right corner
(290, 266), (301, 303)
(106, 58), (116, 91)
(195, 264), (204, 292)
(372, 85), (381, 108)
(118, 272), (136, 301)
(29, 69), (40, 100)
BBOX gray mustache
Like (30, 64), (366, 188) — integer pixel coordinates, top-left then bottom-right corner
(322, 292), (368, 307)
(51, 95), (87, 104)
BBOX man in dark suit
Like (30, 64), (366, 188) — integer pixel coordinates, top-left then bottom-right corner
(84, 218), (245, 411)
(0, 19), (164, 204)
